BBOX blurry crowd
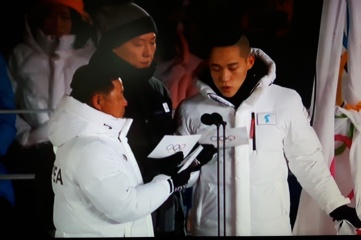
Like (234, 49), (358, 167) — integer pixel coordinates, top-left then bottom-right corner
(0, 0), (323, 237)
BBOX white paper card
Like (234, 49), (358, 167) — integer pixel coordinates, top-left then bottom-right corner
(335, 220), (359, 235)
(147, 134), (201, 158)
(198, 127), (249, 148)
(177, 145), (204, 173)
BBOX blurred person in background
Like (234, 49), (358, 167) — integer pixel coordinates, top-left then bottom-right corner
(0, 53), (16, 237)
(134, 0), (202, 112)
(4, 0), (96, 236)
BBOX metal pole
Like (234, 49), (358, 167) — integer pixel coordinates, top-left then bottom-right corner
(216, 125), (221, 236)
(0, 174), (36, 180)
(0, 109), (54, 114)
(222, 123), (227, 236)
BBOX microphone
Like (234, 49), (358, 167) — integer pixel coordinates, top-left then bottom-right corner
(200, 113), (213, 126)
(201, 112), (226, 126)
(211, 112), (226, 126)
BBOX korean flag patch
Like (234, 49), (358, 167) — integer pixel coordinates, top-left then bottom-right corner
(257, 112), (277, 125)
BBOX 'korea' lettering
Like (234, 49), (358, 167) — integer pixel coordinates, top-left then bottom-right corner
(52, 165), (63, 185)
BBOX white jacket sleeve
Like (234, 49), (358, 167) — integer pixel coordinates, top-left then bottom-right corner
(76, 143), (172, 223)
(8, 46), (51, 146)
(285, 92), (350, 214)
(15, 115), (49, 146)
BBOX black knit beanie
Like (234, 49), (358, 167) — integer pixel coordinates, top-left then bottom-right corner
(96, 2), (157, 50)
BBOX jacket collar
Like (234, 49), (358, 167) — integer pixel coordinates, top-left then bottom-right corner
(63, 95), (130, 136)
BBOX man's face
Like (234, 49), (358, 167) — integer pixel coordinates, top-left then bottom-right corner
(209, 45), (254, 98)
(112, 32), (156, 68)
(40, 4), (72, 38)
(99, 79), (128, 118)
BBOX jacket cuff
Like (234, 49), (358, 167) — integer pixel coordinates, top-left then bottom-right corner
(325, 197), (351, 214)
(167, 179), (174, 194)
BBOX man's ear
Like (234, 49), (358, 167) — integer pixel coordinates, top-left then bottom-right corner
(91, 93), (102, 111)
(247, 54), (255, 70)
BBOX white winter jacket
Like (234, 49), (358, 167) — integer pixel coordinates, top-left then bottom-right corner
(8, 17), (96, 147)
(49, 96), (172, 237)
(175, 48), (350, 236)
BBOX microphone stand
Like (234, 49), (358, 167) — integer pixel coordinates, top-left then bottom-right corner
(221, 121), (227, 236)
(200, 112), (226, 236)
(215, 123), (221, 237)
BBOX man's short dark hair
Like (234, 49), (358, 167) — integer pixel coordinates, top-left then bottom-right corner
(205, 23), (250, 58)
(70, 64), (120, 105)
(234, 34), (251, 58)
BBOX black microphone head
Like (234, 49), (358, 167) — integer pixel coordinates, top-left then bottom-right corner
(201, 113), (213, 126)
(211, 112), (223, 124)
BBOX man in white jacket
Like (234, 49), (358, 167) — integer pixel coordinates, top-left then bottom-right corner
(48, 64), (192, 237)
(174, 25), (361, 236)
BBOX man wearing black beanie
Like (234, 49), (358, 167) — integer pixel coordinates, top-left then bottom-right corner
(86, 1), (208, 237)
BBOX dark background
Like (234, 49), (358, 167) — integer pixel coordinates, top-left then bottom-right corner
(1, 0), (323, 109)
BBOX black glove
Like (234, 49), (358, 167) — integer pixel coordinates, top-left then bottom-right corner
(167, 167), (192, 193)
(148, 151), (184, 176)
(191, 144), (217, 171)
(329, 205), (361, 228)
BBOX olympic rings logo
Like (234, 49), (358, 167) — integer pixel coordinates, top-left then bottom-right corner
(210, 135), (236, 142)
(166, 144), (186, 153)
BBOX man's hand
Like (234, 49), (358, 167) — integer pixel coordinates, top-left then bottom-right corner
(329, 205), (361, 228)
(149, 151), (184, 176)
(168, 167), (192, 193)
(191, 144), (217, 171)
